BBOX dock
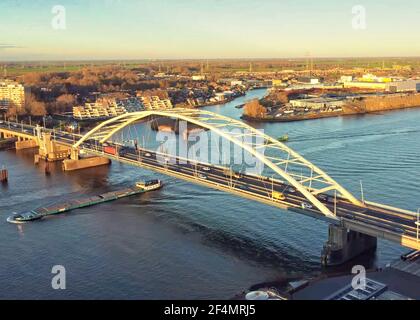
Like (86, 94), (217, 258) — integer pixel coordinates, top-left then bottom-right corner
(7, 181), (162, 224)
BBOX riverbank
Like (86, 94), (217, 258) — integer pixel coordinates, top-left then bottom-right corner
(345, 92), (420, 114)
(186, 92), (246, 109)
(235, 252), (420, 300)
(241, 111), (343, 122)
(243, 92), (420, 122)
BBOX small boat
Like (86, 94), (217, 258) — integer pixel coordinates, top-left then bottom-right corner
(136, 179), (163, 191)
(278, 134), (289, 142)
(235, 104), (245, 109)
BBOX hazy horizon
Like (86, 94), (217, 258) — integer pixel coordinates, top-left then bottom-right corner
(3, 56), (420, 63)
(1, 0), (420, 61)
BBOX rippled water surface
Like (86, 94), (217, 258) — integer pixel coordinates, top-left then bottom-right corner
(1, 89), (419, 299)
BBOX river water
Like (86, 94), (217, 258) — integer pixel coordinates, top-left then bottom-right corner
(1, 88), (419, 299)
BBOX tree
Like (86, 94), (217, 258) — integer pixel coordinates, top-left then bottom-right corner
(6, 100), (26, 119)
(25, 93), (46, 116)
(6, 104), (18, 120)
(23, 72), (43, 85)
(243, 99), (267, 119)
(55, 94), (76, 113)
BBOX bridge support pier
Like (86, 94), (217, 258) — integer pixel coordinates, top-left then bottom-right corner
(15, 139), (38, 150)
(62, 157), (111, 171)
(62, 148), (111, 171)
(321, 224), (377, 267)
(38, 133), (70, 161)
(70, 148), (79, 160)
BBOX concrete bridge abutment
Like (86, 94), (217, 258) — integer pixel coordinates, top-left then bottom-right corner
(321, 224), (377, 267)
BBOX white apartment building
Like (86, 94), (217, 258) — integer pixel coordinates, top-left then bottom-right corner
(0, 80), (25, 111)
(73, 102), (126, 119)
(73, 97), (145, 120)
(138, 96), (173, 110)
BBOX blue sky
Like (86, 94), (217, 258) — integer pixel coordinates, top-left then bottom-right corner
(1, 0), (420, 60)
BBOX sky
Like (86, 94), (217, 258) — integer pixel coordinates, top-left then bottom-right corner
(1, 0), (420, 61)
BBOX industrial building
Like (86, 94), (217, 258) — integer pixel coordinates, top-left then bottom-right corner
(339, 74), (420, 92)
(341, 73), (391, 90)
(343, 81), (388, 90)
(0, 80), (25, 111)
(343, 79), (420, 92)
(289, 97), (345, 110)
(386, 80), (420, 92)
(358, 74), (393, 83)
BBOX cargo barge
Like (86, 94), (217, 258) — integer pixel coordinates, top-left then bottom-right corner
(7, 180), (162, 224)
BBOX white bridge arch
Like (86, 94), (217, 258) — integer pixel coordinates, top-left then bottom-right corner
(73, 108), (364, 218)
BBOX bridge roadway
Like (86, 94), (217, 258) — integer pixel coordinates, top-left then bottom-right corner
(1, 121), (419, 250)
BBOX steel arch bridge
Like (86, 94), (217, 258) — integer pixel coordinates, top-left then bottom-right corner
(73, 108), (364, 219)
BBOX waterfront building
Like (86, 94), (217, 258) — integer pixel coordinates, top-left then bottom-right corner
(114, 97), (144, 112)
(0, 80), (25, 111)
(73, 97), (144, 120)
(73, 102), (126, 119)
(214, 92), (226, 102)
(138, 96), (173, 110)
